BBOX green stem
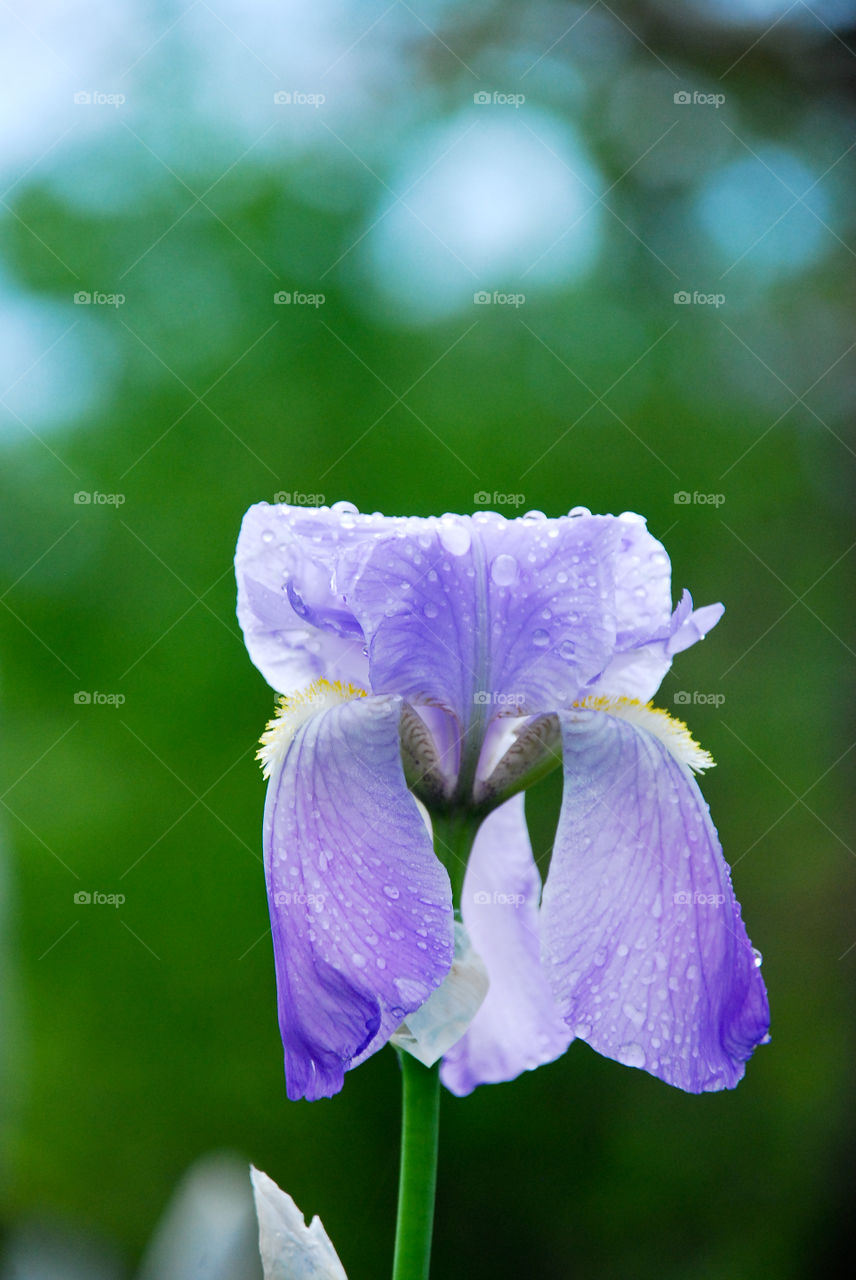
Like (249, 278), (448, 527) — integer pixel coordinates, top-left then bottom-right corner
(429, 809), (481, 907)
(392, 1051), (441, 1280)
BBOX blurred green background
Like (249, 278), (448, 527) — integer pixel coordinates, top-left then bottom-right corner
(1, 1), (854, 1277)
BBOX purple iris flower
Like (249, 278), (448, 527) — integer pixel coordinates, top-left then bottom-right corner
(236, 501), (769, 1102)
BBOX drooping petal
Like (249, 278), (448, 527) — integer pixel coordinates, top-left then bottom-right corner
(236, 501), (403, 693)
(340, 511), (622, 726)
(440, 795), (573, 1095)
(541, 708), (769, 1092)
(264, 693), (453, 1100)
(250, 1166), (348, 1280)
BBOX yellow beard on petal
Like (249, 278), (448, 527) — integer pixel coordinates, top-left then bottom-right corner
(257, 679), (368, 778)
(575, 695), (715, 774)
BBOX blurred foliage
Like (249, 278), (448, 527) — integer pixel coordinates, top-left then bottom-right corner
(1, 1), (854, 1277)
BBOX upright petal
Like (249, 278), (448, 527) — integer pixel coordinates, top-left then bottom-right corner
(340, 511), (622, 727)
(236, 501), (403, 693)
(441, 795), (572, 1095)
(264, 693), (453, 1100)
(542, 708), (769, 1092)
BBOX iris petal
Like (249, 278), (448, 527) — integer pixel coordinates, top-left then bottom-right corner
(236, 502), (399, 693)
(264, 693), (454, 1099)
(541, 709), (769, 1092)
(341, 511), (621, 726)
(440, 794), (572, 1095)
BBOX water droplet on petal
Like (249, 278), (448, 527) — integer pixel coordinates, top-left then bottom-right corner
(752, 947), (763, 968)
(331, 500), (359, 515)
(383, 885), (400, 900)
(352, 953), (367, 968)
(622, 1002), (646, 1028)
(424, 602), (439, 619)
(437, 520), (471, 556)
(490, 553), (518, 587)
(616, 1042), (646, 1068)
(261, 529), (275, 544)
(532, 628), (549, 648)
(559, 639), (575, 660)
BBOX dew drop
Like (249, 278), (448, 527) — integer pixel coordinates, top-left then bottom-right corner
(559, 639), (576, 660)
(622, 1002), (646, 1028)
(616, 1042), (646, 1069)
(752, 947), (763, 968)
(532, 628), (549, 648)
(490, 553), (518, 587)
(261, 529), (275, 544)
(383, 885), (400, 900)
(424, 602), (439, 619)
(352, 953), (367, 968)
(437, 520), (471, 556)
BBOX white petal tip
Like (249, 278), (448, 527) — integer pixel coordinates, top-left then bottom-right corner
(250, 1166), (348, 1280)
